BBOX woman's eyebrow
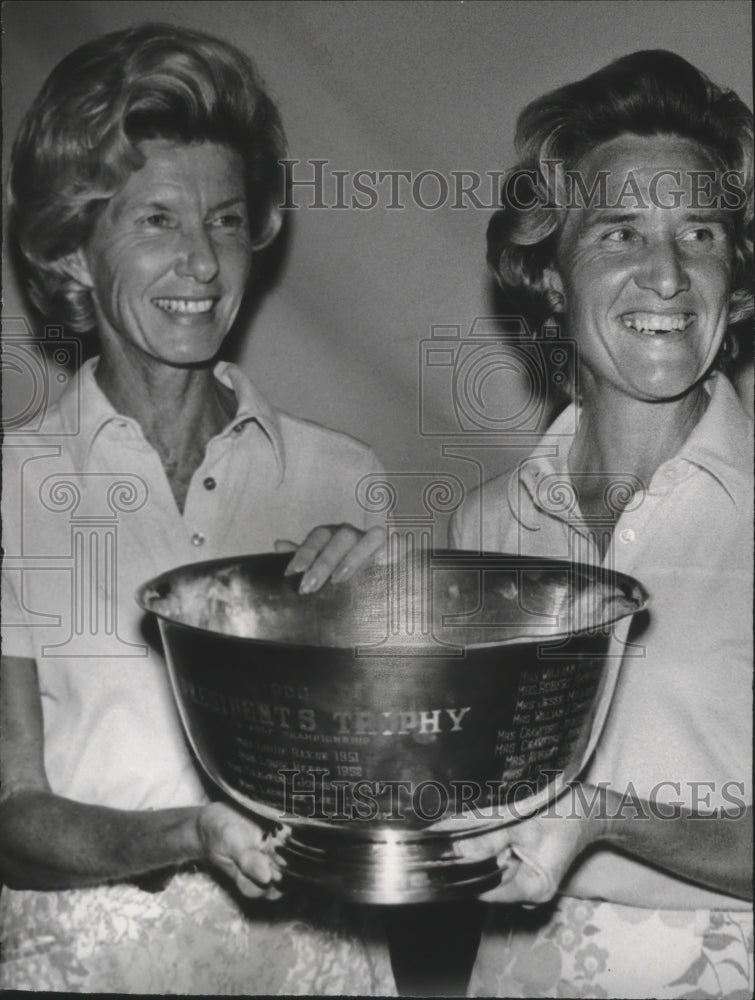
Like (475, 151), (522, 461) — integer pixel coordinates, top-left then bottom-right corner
(578, 211), (639, 232)
(576, 207), (735, 239)
(113, 194), (247, 221)
(680, 210), (733, 228)
(208, 196), (247, 212)
(110, 197), (173, 222)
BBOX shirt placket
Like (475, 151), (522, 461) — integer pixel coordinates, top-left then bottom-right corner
(93, 422), (182, 574)
(182, 442), (230, 555)
(603, 463), (687, 577)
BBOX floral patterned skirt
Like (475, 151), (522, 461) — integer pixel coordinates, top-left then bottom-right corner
(0, 870), (396, 995)
(469, 896), (753, 999)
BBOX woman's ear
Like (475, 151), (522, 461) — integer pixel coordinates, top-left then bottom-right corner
(253, 208), (283, 250)
(542, 267), (565, 315)
(54, 249), (94, 289)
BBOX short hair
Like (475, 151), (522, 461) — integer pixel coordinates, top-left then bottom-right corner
(9, 22), (287, 332)
(488, 50), (754, 331)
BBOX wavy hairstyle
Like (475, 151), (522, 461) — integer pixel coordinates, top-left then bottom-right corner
(9, 22), (287, 332)
(488, 50), (754, 340)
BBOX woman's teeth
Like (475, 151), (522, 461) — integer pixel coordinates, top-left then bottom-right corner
(622, 312), (692, 334)
(153, 298), (215, 314)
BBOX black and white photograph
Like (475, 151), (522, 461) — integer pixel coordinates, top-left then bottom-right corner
(1, 1), (752, 996)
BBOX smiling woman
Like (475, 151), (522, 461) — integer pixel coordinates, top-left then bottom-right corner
(547, 136), (735, 407)
(451, 50), (753, 998)
(1, 22), (392, 995)
(67, 141), (253, 374)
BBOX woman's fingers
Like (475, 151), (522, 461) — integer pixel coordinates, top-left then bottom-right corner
(278, 524), (386, 593)
(274, 539), (298, 554)
(475, 851), (555, 904)
(463, 809), (587, 904)
(198, 803), (283, 899)
(228, 841), (284, 899)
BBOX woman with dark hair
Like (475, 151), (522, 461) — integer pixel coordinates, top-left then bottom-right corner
(0, 23), (391, 994)
(451, 50), (753, 997)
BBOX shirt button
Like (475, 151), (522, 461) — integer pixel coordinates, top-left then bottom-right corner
(191, 532), (205, 546)
(203, 477), (217, 491)
(618, 528), (636, 544)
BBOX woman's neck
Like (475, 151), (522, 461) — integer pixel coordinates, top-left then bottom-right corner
(567, 380), (708, 537)
(94, 349), (237, 512)
(570, 382), (707, 483)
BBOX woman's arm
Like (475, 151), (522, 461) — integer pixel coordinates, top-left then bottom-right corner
(592, 785), (752, 901)
(461, 782), (752, 904)
(0, 655), (282, 897)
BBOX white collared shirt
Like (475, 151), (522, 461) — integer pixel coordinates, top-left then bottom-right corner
(2, 358), (384, 810)
(451, 374), (753, 907)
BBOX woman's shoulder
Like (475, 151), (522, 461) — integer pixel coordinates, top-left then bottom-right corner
(217, 362), (383, 473)
(277, 409), (375, 454)
(276, 409), (382, 471)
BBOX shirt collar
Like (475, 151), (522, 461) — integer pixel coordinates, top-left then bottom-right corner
(213, 360), (285, 482)
(517, 402), (574, 492)
(59, 357), (285, 481)
(676, 372), (752, 506)
(519, 373), (752, 513)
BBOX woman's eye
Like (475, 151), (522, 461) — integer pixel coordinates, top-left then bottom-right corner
(680, 227), (714, 243)
(602, 227), (636, 244)
(142, 213), (173, 228)
(210, 213), (246, 230)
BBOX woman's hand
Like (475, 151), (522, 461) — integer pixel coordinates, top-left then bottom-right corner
(275, 523), (386, 593)
(0, 653), (288, 894)
(197, 802), (283, 899)
(456, 801), (595, 904)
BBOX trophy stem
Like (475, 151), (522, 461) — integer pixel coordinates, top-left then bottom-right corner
(273, 824), (506, 904)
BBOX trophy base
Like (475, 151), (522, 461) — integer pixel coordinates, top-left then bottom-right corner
(272, 822), (509, 904)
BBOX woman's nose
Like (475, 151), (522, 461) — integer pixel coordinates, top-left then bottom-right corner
(634, 237), (690, 299)
(175, 227), (219, 282)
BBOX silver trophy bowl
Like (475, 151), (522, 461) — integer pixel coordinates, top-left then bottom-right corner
(137, 549), (647, 903)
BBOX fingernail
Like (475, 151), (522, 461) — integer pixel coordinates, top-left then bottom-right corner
(270, 824), (291, 846)
(299, 572), (318, 594)
(331, 565), (351, 583)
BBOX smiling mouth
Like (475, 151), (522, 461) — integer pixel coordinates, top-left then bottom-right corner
(153, 298), (216, 315)
(621, 312), (694, 335)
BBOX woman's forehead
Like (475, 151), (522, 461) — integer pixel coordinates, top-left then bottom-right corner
(110, 139), (247, 211)
(549, 132), (740, 226)
(574, 134), (721, 195)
